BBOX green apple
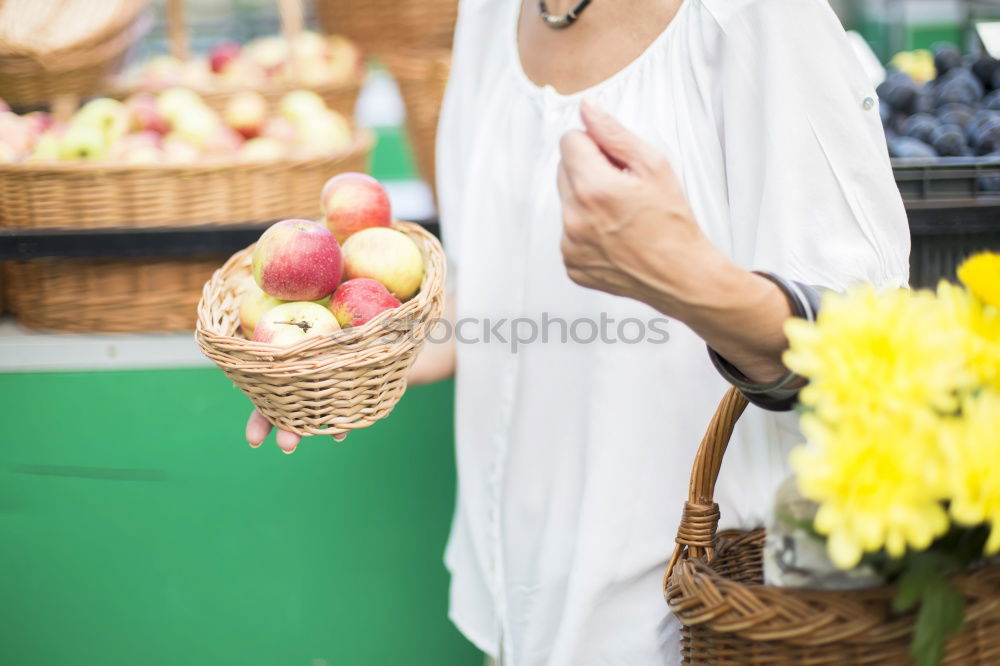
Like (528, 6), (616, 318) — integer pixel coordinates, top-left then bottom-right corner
(74, 98), (131, 144)
(59, 123), (108, 160)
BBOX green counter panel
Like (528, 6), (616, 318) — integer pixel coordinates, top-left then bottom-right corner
(0, 370), (479, 666)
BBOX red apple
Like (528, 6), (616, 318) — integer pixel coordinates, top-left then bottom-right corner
(209, 41), (242, 74)
(224, 90), (268, 139)
(321, 172), (392, 243)
(125, 93), (169, 134)
(341, 227), (424, 301)
(329, 278), (401, 328)
(252, 219), (343, 301)
(252, 301), (340, 346)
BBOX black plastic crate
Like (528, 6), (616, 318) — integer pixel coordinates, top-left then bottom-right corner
(893, 158), (1000, 288)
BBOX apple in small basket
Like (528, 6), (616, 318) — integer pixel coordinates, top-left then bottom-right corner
(252, 302), (340, 346)
(238, 276), (331, 338)
(320, 172), (392, 243)
(342, 228), (424, 301)
(330, 278), (402, 328)
(252, 219), (343, 301)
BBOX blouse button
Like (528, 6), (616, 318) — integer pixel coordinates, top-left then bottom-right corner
(862, 97), (876, 111)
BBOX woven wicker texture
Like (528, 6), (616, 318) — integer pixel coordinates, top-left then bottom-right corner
(0, 130), (373, 229)
(314, 0), (458, 55)
(382, 50), (451, 196)
(664, 387), (1000, 664)
(0, 0), (148, 106)
(196, 221), (446, 436)
(108, 0), (362, 119)
(3, 255), (221, 332)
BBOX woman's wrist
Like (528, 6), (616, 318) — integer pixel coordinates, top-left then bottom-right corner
(645, 252), (793, 384)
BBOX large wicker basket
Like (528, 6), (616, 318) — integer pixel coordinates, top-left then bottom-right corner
(195, 221), (446, 437)
(3, 256), (222, 333)
(0, 0), (148, 107)
(664, 388), (1000, 664)
(0, 130), (373, 229)
(382, 49), (451, 196)
(108, 0), (363, 119)
(314, 0), (458, 56)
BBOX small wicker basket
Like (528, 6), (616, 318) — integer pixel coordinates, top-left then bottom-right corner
(665, 388), (1000, 664)
(108, 0), (363, 119)
(0, 0), (148, 108)
(314, 0), (458, 56)
(382, 49), (451, 196)
(195, 221), (446, 437)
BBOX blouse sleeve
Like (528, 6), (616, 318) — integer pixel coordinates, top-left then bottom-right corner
(704, 0), (911, 290)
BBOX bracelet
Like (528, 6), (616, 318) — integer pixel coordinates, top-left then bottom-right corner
(706, 272), (824, 411)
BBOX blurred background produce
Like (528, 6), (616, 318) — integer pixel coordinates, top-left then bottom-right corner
(0, 1), (999, 665)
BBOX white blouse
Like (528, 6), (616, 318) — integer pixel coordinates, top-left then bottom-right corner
(435, 1), (911, 664)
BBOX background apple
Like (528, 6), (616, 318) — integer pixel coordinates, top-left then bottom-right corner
(252, 219), (343, 301)
(224, 91), (268, 139)
(125, 93), (169, 134)
(239, 136), (286, 161)
(342, 228), (424, 301)
(58, 123), (107, 160)
(74, 98), (131, 144)
(209, 41), (242, 74)
(292, 109), (352, 157)
(329, 278), (401, 328)
(321, 172), (392, 243)
(252, 301), (340, 346)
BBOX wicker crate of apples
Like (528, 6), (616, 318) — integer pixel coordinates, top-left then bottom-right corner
(111, 30), (364, 118)
(0, 89), (372, 229)
(0, 88), (352, 165)
(197, 173), (446, 437)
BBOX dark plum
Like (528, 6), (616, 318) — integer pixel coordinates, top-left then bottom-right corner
(930, 124), (969, 156)
(937, 103), (974, 128)
(877, 72), (919, 114)
(933, 44), (964, 78)
(972, 55), (999, 91)
(985, 90), (1000, 111)
(900, 113), (940, 144)
(933, 69), (984, 107)
(974, 119), (1000, 155)
(888, 136), (938, 159)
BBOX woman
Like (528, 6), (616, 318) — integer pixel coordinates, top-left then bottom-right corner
(247, 0), (911, 663)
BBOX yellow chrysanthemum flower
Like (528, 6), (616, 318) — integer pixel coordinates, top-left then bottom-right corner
(791, 407), (952, 569)
(782, 286), (982, 568)
(946, 390), (1000, 555)
(936, 280), (1000, 391)
(784, 287), (975, 422)
(958, 252), (1000, 308)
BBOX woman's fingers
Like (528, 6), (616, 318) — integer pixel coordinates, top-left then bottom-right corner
(275, 428), (301, 455)
(246, 409), (273, 448)
(331, 432), (347, 442)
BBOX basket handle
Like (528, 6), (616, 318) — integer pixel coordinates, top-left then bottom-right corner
(665, 387), (748, 579)
(165, 0), (304, 62)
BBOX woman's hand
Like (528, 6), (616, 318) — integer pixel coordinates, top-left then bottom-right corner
(557, 98), (792, 383)
(245, 292), (457, 453)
